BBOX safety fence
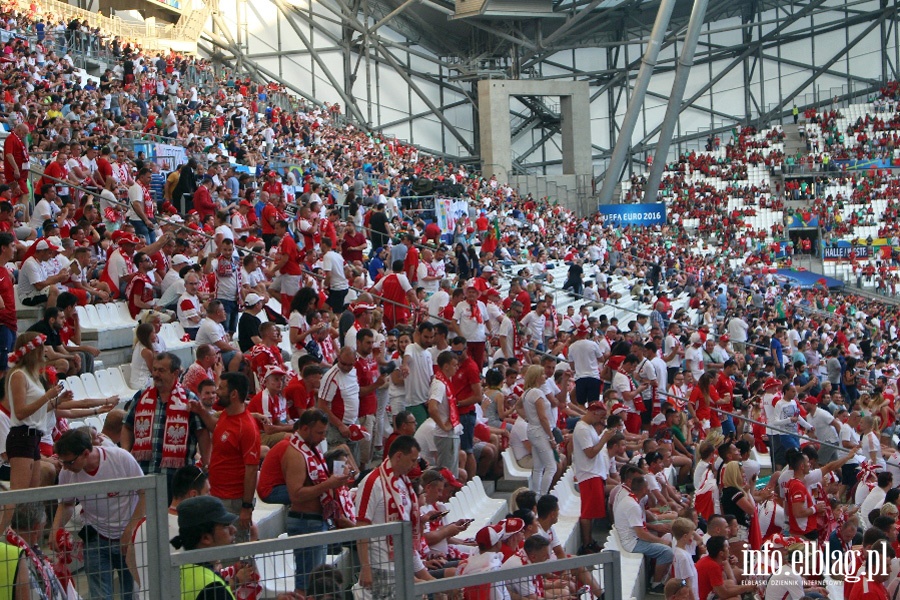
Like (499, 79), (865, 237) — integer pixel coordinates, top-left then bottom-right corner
(0, 475), (623, 600)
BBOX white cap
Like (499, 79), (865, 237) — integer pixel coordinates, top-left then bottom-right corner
(172, 254), (191, 266)
(244, 293), (264, 306)
(690, 332), (703, 344)
(554, 362), (572, 373)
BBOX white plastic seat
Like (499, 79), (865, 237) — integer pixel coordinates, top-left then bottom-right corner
(81, 372), (103, 399)
(95, 368), (119, 398)
(63, 376), (88, 401)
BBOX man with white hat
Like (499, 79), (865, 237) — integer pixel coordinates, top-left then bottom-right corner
(248, 364), (293, 447)
(684, 332), (705, 382)
(569, 321), (606, 406)
(573, 401), (614, 554)
(237, 292), (266, 353)
(18, 238), (67, 307)
(456, 524), (506, 597)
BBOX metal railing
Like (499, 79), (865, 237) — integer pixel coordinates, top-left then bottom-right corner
(0, 475), (624, 600)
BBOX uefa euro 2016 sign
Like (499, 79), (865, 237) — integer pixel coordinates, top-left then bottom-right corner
(598, 203), (667, 227)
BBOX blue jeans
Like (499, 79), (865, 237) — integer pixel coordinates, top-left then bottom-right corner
(459, 412), (476, 454)
(0, 325), (16, 371)
(261, 484), (290, 505)
(130, 219), (156, 244)
(286, 514), (328, 592)
(721, 414), (736, 437)
(83, 527), (134, 600)
(219, 299), (239, 334)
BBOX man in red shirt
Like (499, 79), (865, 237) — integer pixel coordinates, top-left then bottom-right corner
(0, 232), (16, 375)
(715, 359), (738, 437)
(267, 220), (303, 317)
(449, 336), (482, 480)
(125, 252), (159, 318)
(402, 234), (420, 286)
(785, 451), (825, 539)
(192, 176), (217, 224)
(4, 124), (29, 208)
(355, 328), (386, 466)
(209, 372), (260, 543)
(259, 193), (279, 250)
(261, 171), (283, 200)
(849, 539), (893, 600)
(696, 536), (757, 600)
(285, 364), (324, 420)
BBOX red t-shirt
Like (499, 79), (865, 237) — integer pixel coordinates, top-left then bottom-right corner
(285, 376), (314, 420)
(355, 354), (379, 418)
(696, 556), (724, 600)
(0, 266), (16, 330)
(786, 477), (817, 535)
(59, 316), (76, 346)
(278, 235), (303, 276)
(256, 437), (289, 499)
(450, 356), (481, 415)
(96, 157), (113, 185)
(248, 390), (288, 427)
(127, 277), (154, 318)
(208, 409), (261, 500)
(849, 580), (887, 600)
(341, 232), (366, 263)
(404, 246), (420, 283)
(690, 385), (722, 427)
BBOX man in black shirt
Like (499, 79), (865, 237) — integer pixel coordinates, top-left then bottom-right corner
(26, 306), (82, 376)
(563, 260), (584, 295)
(237, 293), (265, 353)
(368, 202), (391, 251)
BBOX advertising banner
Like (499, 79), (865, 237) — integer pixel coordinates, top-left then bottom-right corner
(598, 203), (667, 227)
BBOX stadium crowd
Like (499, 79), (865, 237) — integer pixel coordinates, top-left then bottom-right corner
(0, 2), (900, 599)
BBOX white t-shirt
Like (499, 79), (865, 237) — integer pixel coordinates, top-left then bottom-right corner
(672, 546), (699, 600)
(322, 251), (348, 291)
(426, 291), (450, 324)
(414, 418), (438, 465)
(454, 300), (488, 343)
(808, 408), (840, 445)
(840, 422), (863, 464)
(132, 513), (180, 600)
(355, 469), (426, 574)
(509, 417), (530, 462)
(429, 378), (461, 438)
(612, 494), (644, 553)
(572, 420), (603, 482)
(520, 311), (546, 343)
(404, 343), (434, 407)
(58, 447), (143, 539)
(664, 335), (682, 368)
(763, 569), (805, 600)
(776, 468), (823, 500)
(17, 256), (49, 299)
(569, 339), (603, 380)
(319, 365), (360, 425)
(195, 317), (228, 348)
(684, 345), (704, 380)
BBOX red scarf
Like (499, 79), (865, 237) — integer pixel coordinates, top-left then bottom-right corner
(514, 549), (544, 598)
(290, 434), (356, 523)
(377, 458), (420, 559)
(140, 182), (154, 219)
(433, 366), (460, 428)
(467, 300), (484, 324)
(247, 343), (281, 382)
(6, 528), (64, 598)
(131, 383), (191, 468)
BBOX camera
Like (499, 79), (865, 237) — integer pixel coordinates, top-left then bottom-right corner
(379, 362), (398, 376)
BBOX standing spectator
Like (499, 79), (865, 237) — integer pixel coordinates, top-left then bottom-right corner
(453, 283), (488, 368)
(127, 167), (157, 243)
(572, 402), (611, 553)
(237, 293), (266, 353)
(370, 260), (416, 330)
(428, 350), (462, 477)
(521, 365), (557, 495)
(355, 435), (433, 595)
(321, 237), (349, 313)
(213, 238), (242, 335)
(401, 322), (436, 424)
(208, 372), (259, 543)
(51, 429), (145, 600)
(319, 347), (362, 464)
(282, 409), (356, 593)
(355, 329), (387, 466)
(0, 233), (16, 377)
(569, 322), (605, 405)
(267, 220), (303, 318)
(248, 364), (294, 447)
(122, 352), (210, 496)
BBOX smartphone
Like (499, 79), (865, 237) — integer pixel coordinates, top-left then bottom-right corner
(429, 511), (449, 521)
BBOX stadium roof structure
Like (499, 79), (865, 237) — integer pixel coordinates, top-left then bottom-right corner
(200, 0), (899, 188)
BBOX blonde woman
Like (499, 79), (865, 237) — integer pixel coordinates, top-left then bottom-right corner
(720, 461), (755, 540)
(4, 333), (71, 508)
(521, 364), (557, 495)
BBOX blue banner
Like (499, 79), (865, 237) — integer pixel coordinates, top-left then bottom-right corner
(598, 203), (666, 227)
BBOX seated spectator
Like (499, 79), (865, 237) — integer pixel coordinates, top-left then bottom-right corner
(18, 238), (67, 307)
(237, 292), (266, 353)
(177, 271), (205, 340)
(248, 364), (294, 447)
(27, 307), (82, 376)
(182, 344), (222, 396)
(247, 321), (286, 385)
(196, 299), (244, 372)
(55, 291), (101, 374)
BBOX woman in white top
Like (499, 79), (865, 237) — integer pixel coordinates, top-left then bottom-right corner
(287, 288), (321, 372)
(129, 323), (156, 391)
(860, 415), (886, 470)
(5, 333), (70, 494)
(388, 332), (412, 420)
(520, 364), (557, 495)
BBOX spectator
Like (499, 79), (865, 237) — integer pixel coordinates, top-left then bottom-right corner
(612, 475), (673, 592)
(319, 346), (362, 464)
(122, 352), (210, 496)
(195, 299), (244, 373)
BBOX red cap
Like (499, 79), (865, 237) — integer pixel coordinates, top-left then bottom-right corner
(501, 517), (525, 539)
(440, 467), (463, 489)
(239, 200), (254, 207)
(719, 334), (729, 342)
(475, 524), (504, 550)
(587, 401), (607, 413)
(763, 377), (782, 390)
(609, 403), (627, 415)
(351, 303), (377, 316)
(268, 170), (277, 177)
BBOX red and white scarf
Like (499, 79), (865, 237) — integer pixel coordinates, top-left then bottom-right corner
(467, 300), (484, 324)
(258, 389), (287, 424)
(289, 434), (356, 523)
(433, 366), (460, 428)
(247, 344), (281, 382)
(139, 182), (154, 219)
(377, 458), (420, 559)
(131, 383), (191, 468)
(6, 528), (63, 599)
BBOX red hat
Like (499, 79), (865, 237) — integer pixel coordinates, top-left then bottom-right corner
(188, 209), (199, 216)
(575, 321), (591, 337)
(719, 334), (729, 342)
(268, 170), (277, 177)
(764, 533), (806, 549)
(117, 232), (140, 245)
(246, 236), (262, 244)
(239, 199), (254, 207)
(609, 403), (627, 415)
(485, 288), (501, 297)
(475, 524), (504, 550)
(587, 401), (607, 413)
(501, 517), (525, 540)
(440, 467), (463, 489)
(34, 238), (59, 252)
(763, 377), (782, 390)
